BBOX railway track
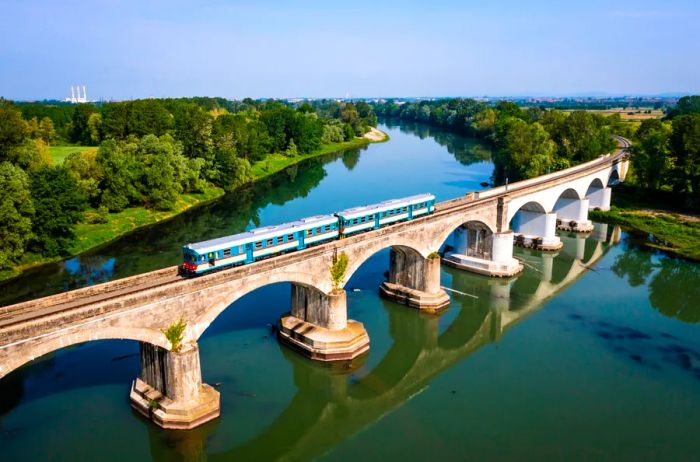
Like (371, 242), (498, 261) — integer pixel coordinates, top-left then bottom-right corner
(0, 138), (629, 335)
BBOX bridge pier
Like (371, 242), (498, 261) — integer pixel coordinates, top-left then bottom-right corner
(555, 198), (594, 233)
(512, 211), (562, 251)
(379, 248), (450, 313)
(130, 342), (220, 430)
(279, 284), (369, 361)
(443, 228), (523, 277)
(587, 186), (612, 211)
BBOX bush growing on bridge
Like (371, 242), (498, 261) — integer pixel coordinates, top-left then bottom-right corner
(330, 252), (349, 290)
(162, 318), (187, 352)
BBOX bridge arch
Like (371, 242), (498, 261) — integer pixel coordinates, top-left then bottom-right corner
(0, 325), (167, 380)
(436, 219), (495, 260)
(343, 239), (429, 285)
(608, 169), (620, 186)
(192, 271), (330, 340)
(586, 177), (605, 194)
(509, 200), (547, 230)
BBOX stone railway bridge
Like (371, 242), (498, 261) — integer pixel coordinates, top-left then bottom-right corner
(0, 139), (629, 429)
(140, 229), (618, 460)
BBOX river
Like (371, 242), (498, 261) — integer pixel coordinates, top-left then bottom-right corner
(0, 120), (698, 461)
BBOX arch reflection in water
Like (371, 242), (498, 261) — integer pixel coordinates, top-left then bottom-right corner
(146, 224), (619, 461)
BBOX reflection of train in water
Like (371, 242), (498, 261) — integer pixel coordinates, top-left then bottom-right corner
(179, 193), (436, 276)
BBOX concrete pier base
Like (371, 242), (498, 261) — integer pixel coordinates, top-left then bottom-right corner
(380, 249), (450, 313)
(379, 281), (450, 313)
(513, 234), (563, 251)
(130, 342), (220, 430)
(556, 219), (594, 233)
(278, 315), (370, 361)
(130, 379), (220, 430)
(280, 286), (369, 361)
(442, 231), (523, 277)
(442, 253), (523, 277)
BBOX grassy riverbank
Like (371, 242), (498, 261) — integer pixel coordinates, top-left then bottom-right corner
(589, 186), (700, 261)
(0, 130), (388, 282)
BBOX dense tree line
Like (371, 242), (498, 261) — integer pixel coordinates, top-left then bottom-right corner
(0, 97), (376, 269)
(632, 95), (700, 209)
(373, 99), (616, 183)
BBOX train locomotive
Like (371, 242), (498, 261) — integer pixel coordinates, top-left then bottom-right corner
(179, 193), (436, 276)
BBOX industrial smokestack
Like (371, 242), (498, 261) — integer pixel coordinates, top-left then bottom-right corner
(71, 86), (75, 101)
(83, 85), (87, 101)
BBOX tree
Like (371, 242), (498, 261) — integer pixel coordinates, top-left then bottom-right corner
(667, 95), (700, 118)
(669, 114), (700, 199)
(70, 104), (97, 145)
(174, 104), (213, 159)
(87, 112), (102, 144)
(64, 149), (102, 203)
(96, 139), (140, 211)
(214, 147), (252, 192)
(493, 118), (557, 183)
(632, 119), (672, 190)
(330, 252), (349, 289)
(136, 135), (181, 210)
(0, 100), (28, 160)
(29, 165), (87, 256)
(10, 139), (52, 171)
(0, 162), (34, 268)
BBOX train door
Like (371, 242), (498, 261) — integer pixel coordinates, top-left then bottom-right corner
(245, 243), (254, 263)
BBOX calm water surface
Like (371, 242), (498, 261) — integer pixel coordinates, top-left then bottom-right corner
(1, 121), (698, 461)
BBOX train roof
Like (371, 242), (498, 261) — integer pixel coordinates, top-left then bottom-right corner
(335, 193), (435, 220)
(185, 214), (337, 254)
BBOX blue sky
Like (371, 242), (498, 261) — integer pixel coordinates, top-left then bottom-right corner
(1, 0), (698, 100)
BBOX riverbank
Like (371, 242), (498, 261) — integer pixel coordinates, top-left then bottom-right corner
(0, 129), (389, 282)
(589, 186), (700, 261)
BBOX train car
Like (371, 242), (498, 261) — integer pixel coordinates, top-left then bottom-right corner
(335, 193), (435, 236)
(180, 214), (339, 275)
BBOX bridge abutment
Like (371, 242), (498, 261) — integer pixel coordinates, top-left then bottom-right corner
(279, 285), (370, 361)
(130, 342), (220, 430)
(380, 248), (450, 313)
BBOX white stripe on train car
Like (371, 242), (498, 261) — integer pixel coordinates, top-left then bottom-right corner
(379, 212), (408, 225)
(305, 230), (339, 244)
(253, 240), (299, 258)
(343, 221), (375, 234)
(413, 208), (429, 216)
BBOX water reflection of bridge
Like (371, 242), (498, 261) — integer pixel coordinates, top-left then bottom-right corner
(148, 224), (620, 461)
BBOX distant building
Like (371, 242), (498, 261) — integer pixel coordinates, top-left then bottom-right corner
(65, 85), (91, 103)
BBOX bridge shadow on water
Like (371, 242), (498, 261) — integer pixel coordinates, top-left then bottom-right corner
(1, 224), (625, 461)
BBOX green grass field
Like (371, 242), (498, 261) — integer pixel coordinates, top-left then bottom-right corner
(250, 136), (380, 178)
(590, 207), (700, 261)
(48, 145), (95, 164)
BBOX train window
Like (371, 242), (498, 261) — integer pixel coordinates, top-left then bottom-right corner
(267, 239), (274, 246)
(288, 234), (294, 241)
(223, 249), (231, 257)
(277, 237), (283, 244)
(325, 225), (330, 232)
(307, 229), (313, 236)
(255, 242), (262, 249)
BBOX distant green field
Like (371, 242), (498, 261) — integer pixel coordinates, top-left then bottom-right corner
(48, 145), (95, 164)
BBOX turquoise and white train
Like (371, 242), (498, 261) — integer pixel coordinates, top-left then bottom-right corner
(180, 193), (436, 275)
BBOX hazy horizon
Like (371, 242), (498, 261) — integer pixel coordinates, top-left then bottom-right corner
(2, 0), (699, 101)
